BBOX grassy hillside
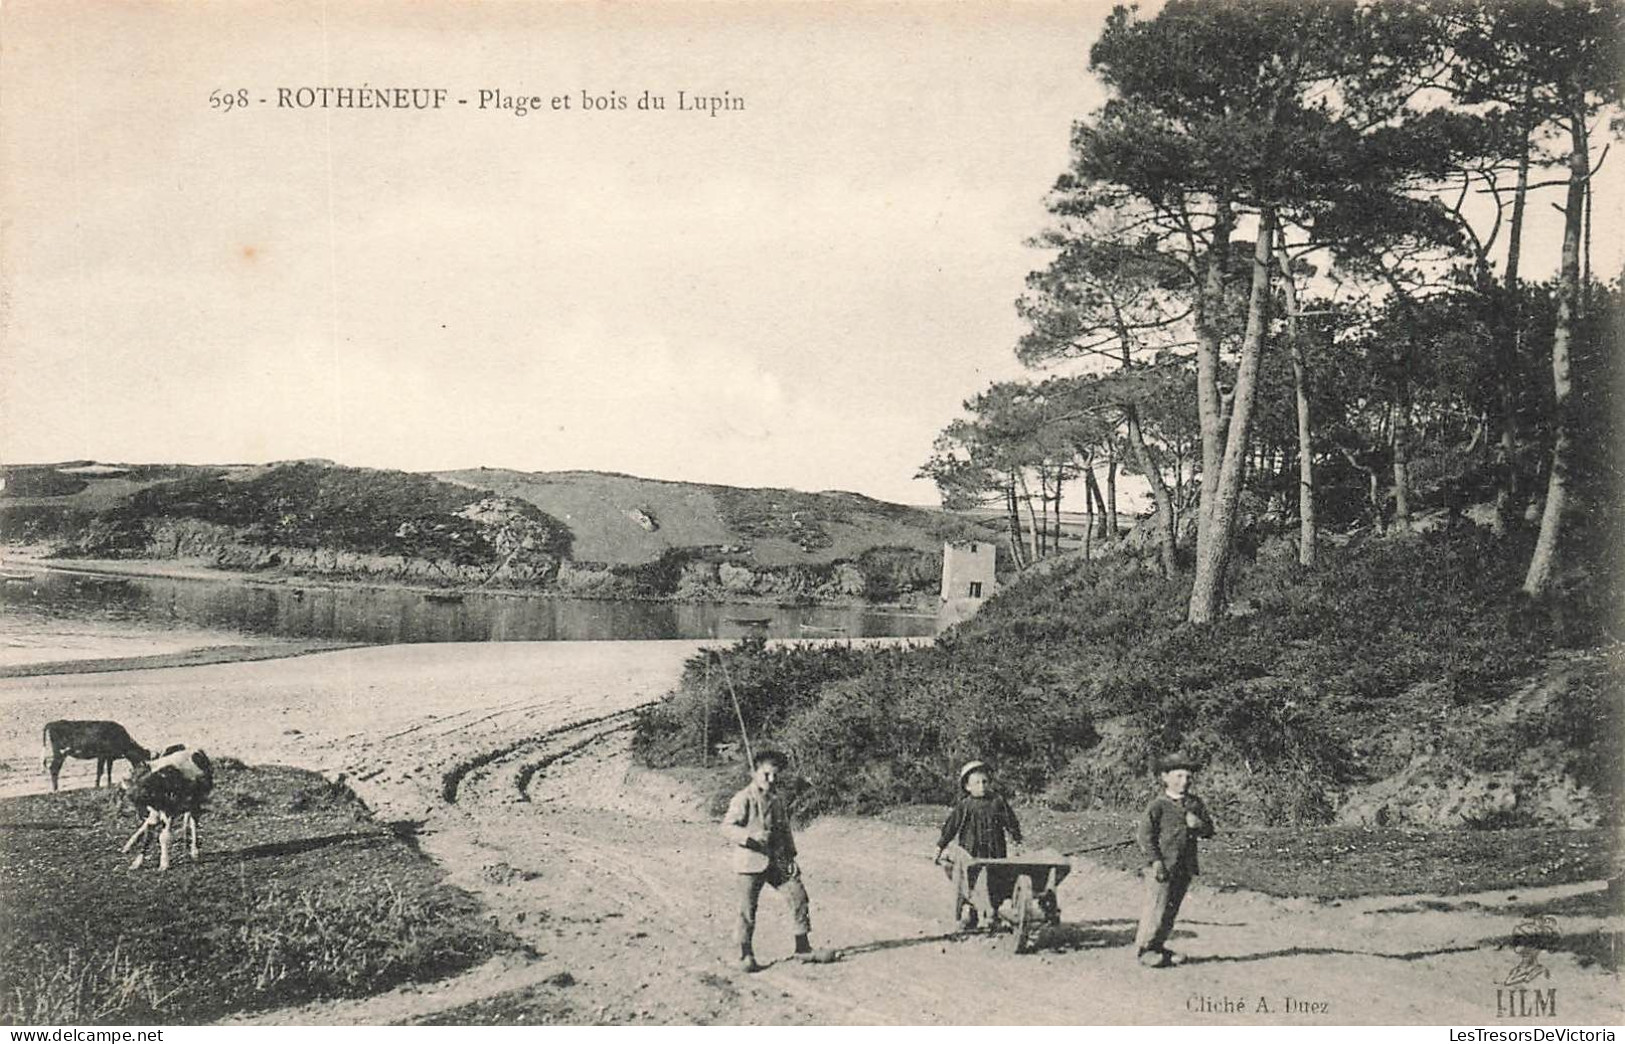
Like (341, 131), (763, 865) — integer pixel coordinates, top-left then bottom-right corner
(436, 467), (974, 567)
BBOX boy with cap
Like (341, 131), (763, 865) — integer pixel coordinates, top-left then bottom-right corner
(935, 760), (1024, 930)
(720, 749), (816, 972)
(1134, 753), (1216, 967)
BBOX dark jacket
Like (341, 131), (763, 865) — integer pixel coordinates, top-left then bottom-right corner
(937, 793), (1023, 858)
(1135, 792), (1216, 876)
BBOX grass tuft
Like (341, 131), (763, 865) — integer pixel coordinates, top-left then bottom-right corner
(4, 942), (177, 1024)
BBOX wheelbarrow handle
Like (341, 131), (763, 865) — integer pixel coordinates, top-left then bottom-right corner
(1059, 832), (1137, 852)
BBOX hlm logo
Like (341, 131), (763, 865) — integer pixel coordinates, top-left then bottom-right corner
(1495, 915), (1559, 1018)
(1496, 988), (1558, 1018)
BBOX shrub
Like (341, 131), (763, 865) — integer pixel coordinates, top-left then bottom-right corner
(611, 547), (698, 596)
(853, 545), (941, 601)
(779, 645), (1098, 815)
(0, 467), (88, 499)
(632, 638), (871, 768)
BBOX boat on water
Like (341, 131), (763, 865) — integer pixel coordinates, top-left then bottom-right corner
(726, 617), (772, 627)
(424, 591), (465, 604)
(73, 574), (132, 587)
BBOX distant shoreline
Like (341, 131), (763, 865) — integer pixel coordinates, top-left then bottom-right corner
(0, 640), (363, 679)
(0, 548), (940, 616)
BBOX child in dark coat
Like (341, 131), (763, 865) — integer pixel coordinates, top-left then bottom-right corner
(935, 760), (1023, 930)
(1133, 753), (1217, 968)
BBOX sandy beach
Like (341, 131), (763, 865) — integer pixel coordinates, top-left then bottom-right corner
(0, 640), (709, 803)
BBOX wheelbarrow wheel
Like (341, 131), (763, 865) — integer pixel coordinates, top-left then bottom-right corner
(1010, 876), (1035, 954)
(1040, 889), (1062, 925)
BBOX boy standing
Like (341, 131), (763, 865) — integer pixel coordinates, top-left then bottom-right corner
(720, 749), (815, 972)
(1134, 754), (1216, 968)
(935, 760), (1023, 930)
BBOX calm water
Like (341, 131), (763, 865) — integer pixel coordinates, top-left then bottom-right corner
(0, 568), (940, 645)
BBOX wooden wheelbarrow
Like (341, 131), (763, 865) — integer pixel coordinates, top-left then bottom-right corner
(938, 843), (1072, 953)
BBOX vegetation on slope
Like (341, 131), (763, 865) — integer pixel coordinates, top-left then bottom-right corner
(634, 524), (1621, 829)
(92, 463), (572, 562)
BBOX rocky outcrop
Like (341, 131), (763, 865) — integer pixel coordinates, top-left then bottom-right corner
(1334, 654), (1613, 830)
(1334, 759), (1600, 829)
(553, 561), (626, 594)
(51, 513), (936, 606)
(93, 516), (562, 587)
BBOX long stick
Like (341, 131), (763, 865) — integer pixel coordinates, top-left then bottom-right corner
(1061, 839), (1135, 857)
(715, 650), (755, 766)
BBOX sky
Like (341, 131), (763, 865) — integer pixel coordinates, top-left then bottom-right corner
(1, 1), (1617, 506)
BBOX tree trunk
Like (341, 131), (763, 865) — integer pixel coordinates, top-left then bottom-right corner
(1392, 389), (1413, 534)
(1104, 443), (1119, 542)
(1005, 479), (1027, 569)
(1335, 441), (1381, 529)
(1017, 471), (1041, 565)
(1370, 275), (1417, 536)
(1086, 465), (1110, 556)
(1189, 207), (1276, 624)
(1524, 100), (1588, 596)
(1192, 198), (1235, 547)
(1040, 468), (1053, 556)
(1053, 471), (1065, 554)
(1082, 465), (1096, 560)
(1125, 405), (1178, 577)
(1174, 443), (1185, 509)
(1583, 154), (1592, 316)
(1279, 253), (1317, 568)
(1495, 113), (1532, 535)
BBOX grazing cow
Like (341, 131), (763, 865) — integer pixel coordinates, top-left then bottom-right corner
(121, 746), (214, 871)
(42, 720), (152, 791)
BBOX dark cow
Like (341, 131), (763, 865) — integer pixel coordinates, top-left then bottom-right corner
(121, 746), (214, 871)
(42, 720), (152, 791)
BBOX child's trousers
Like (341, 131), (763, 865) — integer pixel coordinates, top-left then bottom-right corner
(736, 862), (812, 947)
(965, 864), (1017, 915)
(1134, 867), (1191, 953)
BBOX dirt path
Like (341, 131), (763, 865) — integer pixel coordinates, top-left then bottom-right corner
(248, 718), (1622, 1025)
(2, 644), (1616, 1025)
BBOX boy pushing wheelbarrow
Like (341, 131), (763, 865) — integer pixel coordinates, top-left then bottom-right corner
(934, 760), (1071, 952)
(934, 760), (1023, 931)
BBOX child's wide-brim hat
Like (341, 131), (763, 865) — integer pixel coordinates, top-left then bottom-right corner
(958, 760), (988, 786)
(1155, 753), (1203, 773)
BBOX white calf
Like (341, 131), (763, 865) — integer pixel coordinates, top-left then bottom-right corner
(121, 747), (214, 871)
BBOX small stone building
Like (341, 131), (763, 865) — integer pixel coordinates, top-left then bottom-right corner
(938, 540), (996, 628)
